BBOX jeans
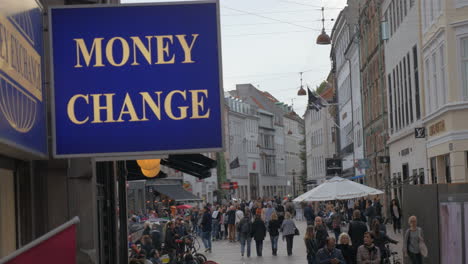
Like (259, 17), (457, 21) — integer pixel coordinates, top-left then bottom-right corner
(201, 231), (212, 249)
(224, 224), (229, 239)
(285, 234), (294, 255)
(408, 252), (423, 264)
(255, 240), (263, 256)
(212, 220), (220, 240)
(392, 217), (401, 233)
(307, 254), (318, 264)
(239, 235), (252, 256)
(270, 235), (279, 250)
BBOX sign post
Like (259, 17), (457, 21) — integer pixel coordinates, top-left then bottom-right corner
(50, 1), (224, 158)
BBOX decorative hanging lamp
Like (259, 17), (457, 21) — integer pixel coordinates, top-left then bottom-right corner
(297, 72), (307, 96)
(137, 159), (160, 170)
(316, 7), (331, 45)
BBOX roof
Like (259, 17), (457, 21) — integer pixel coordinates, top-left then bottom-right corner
(147, 184), (202, 202)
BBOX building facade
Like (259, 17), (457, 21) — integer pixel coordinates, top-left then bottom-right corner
(304, 82), (337, 189)
(421, 0), (468, 183)
(229, 84), (292, 198)
(331, 1), (360, 178)
(382, 0), (427, 202)
(359, 0), (390, 190)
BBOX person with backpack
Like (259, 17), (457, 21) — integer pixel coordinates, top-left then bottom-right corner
(268, 212), (281, 256)
(251, 215), (267, 257)
(238, 211), (253, 257)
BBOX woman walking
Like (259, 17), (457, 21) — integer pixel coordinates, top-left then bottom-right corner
(336, 233), (354, 264)
(251, 215), (267, 257)
(268, 212), (281, 256)
(403, 216), (427, 264)
(390, 199), (402, 234)
(281, 212), (297, 256)
(357, 232), (381, 264)
(304, 226), (318, 264)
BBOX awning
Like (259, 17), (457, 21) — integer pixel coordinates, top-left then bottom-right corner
(350, 174), (365, 180)
(149, 184), (202, 202)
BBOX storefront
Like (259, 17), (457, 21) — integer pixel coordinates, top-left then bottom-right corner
(426, 116), (468, 183)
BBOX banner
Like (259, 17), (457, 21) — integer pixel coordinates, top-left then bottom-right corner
(50, 1), (224, 158)
(0, 217), (79, 264)
(0, 0), (47, 157)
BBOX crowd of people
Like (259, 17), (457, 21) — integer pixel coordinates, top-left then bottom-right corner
(127, 196), (427, 264)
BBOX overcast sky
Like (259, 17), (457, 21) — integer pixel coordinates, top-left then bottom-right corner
(122, 0), (347, 115)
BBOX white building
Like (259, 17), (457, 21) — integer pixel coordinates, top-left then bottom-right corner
(345, 26), (365, 181)
(304, 84), (337, 189)
(331, 3), (359, 178)
(229, 84), (291, 198)
(382, 0), (427, 201)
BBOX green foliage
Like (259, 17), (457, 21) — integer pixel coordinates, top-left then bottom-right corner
(315, 80), (328, 95)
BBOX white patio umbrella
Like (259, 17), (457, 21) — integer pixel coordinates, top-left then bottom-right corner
(293, 176), (384, 202)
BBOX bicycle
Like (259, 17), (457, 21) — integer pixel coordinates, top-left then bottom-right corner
(383, 243), (401, 264)
(182, 235), (207, 263)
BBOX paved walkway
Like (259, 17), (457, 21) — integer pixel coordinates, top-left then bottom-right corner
(202, 220), (403, 264)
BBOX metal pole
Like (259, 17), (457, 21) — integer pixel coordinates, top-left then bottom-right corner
(118, 161), (128, 264)
(292, 170), (296, 197)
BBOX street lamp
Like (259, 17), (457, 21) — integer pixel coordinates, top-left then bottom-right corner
(297, 72), (307, 96)
(316, 7), (331, 45)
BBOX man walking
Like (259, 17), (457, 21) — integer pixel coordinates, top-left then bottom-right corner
(201, 207), (212, 253)
(304, 203), (315, 226)
(235, 206), (244, 241)
(227, 205), (236, 242)
(348, 210), (368, 254)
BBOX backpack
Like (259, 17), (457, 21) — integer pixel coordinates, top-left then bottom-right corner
(240, 220), (250, 234)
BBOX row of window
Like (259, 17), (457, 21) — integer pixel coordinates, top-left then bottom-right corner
(261, 155), (276, 176)
(311, 156), (325, 178)
(424, 41), (447, 115)
(259, 133), (274, 149)
(384, 0), (414, 37)
(422, 0), (443, 30)
(338, 75), (351, 106)
(310, 128), (323, 147)
(388, 46), (422, 133)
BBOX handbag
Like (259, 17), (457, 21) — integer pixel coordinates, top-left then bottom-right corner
(418, 229), (428, 257)
(294, 227), (300, 236)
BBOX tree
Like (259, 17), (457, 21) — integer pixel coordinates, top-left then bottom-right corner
(298, 138), (308, 194)
(315, 80), (328, 95)
(216, 152), (228, 199)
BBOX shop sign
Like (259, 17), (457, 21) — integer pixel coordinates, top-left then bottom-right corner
(50, 1), (223, 157)
(429, 120), (445, 137)
(0, 1), (47, 157)
(415, 127), (426, 138)
(326, 158), (342, 176)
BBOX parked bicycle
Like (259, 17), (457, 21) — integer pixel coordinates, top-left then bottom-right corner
(383, 243), (401, 264)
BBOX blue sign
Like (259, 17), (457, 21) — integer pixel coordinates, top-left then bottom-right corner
(0, 1), (47, 158)
(50, 1), (224, 158)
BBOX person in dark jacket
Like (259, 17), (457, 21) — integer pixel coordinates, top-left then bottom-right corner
(150, 223), (162, 251)
(164, 222), (177, 263)
(143, 222), (152, 236)
(227, 206), (237, 242)
(251, 215), (267, 257)
(316, 237), (345, 264)
(371, 219), (397, 261)
(238, 211), (253, 257)
(348, 210), (368, 252)
(304, 226), (319, 264)
(268, 212), (281, 256)
(141, 235), (154, 259)
(314, 216), (329, 250)
(365, 200), (376, 228)
(390, 199), (402, 234)
(337, 233), (355, 264)
(200, 207), (212, 253)
(304, 203), (315, 226)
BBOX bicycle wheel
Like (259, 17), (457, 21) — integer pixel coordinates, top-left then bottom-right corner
(195, 253), (207, 262)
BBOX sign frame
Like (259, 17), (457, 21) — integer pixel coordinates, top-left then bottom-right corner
(0, 0), (48, 159)
(48, 0), (225, 158)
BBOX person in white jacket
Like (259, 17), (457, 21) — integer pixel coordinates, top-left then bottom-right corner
(235, 206), (245, 241)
